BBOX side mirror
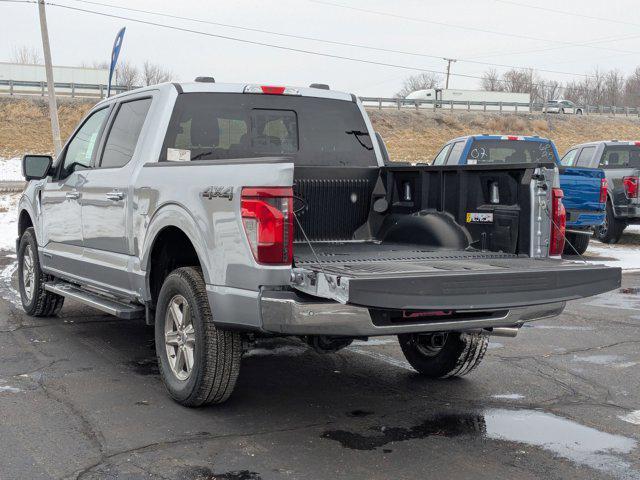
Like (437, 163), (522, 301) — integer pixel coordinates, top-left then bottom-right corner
(22, 155), (53, 181)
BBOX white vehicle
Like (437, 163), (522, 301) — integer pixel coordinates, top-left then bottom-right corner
(406, 89), (530, 111)
(544, 99), (583, 115)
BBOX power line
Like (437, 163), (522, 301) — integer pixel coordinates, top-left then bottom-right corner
(470, 32), (640, 60)
(3, 0), (577, 89)
(50, 0), (596, 79)
(494, 0), (640, 28)
(308, 0), (640, 56)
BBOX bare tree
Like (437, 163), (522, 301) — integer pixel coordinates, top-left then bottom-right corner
(395, 72), (442, 98)
(539, 79), (561, 103)
(142, 61), (173, 86)
(604, 70), (625, 106)
(11, 45), (42, 64)
(624, 67), (640, 107)
(114, 60), (140, 89)
(480, 68), (503, 91)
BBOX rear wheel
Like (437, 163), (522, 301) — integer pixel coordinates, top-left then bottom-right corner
(594, 201), (626, 244)
(563, 232), (590, 255)
(155, 267), (241, 407)
(398, 331), (489, 378)
(576, 108), (583, 115)
(18, 227), (64, 316)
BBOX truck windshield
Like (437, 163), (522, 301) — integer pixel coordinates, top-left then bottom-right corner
(465, 140), (557, 165)
(600, 146), (640, 168)
(161, 93), (377, 167)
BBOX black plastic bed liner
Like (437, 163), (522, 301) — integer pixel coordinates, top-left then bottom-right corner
(293, 242), (621, 310)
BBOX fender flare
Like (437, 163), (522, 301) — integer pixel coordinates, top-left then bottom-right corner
(141, 202), (213, 284)
(17, 195), (37, 243)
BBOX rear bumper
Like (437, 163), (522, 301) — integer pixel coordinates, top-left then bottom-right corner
(260, 290), (567, 336)
(566, 210), (605, 228)
(614, 204), (640, 219)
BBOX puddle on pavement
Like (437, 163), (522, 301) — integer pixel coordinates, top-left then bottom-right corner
(322, 409), (637, 479)
(525, 324), (594, 331)
(180, 467), (261, 480)
(572, 354), (626, 365)
(585, 289), (640, 312)
(126, 358), (159, 376)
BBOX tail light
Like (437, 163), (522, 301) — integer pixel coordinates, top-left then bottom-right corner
(623, 176), (638, 198)
(599, 178), (608, 203)
(241, 187), (293, 265)
(549, 188), (566, 256)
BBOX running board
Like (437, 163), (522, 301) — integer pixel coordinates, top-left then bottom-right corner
(44, 282), (145, 319)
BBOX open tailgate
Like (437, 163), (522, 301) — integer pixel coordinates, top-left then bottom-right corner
(292, 243), (621, 310)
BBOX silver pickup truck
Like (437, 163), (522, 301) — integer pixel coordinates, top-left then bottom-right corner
(17, 80), (620, 407)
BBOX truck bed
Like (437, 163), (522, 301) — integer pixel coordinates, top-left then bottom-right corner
(293, 242), (620, 311)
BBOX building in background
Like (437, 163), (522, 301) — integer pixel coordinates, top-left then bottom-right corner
(0, 61), (110, 98)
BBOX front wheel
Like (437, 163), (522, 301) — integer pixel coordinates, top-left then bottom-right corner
(18, 227), (64, 316)
(594, 201), (626, 244)
(398, 331), (489, 378)
(563, 232), (590, 255)
(155, 267), (241, 407)
(576, 108), (583, 115)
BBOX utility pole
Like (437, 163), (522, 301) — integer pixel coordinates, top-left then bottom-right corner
(443, 58), (457, 90)
(38, 0), (62, 155)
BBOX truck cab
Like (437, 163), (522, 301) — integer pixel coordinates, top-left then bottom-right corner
(562, 140), (640, 244)
(435, 134), (606, 254)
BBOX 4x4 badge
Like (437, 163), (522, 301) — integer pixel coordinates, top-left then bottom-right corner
(201, 186), (234, 201)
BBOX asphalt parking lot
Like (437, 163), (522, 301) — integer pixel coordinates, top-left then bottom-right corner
(0, 250), (639, 480)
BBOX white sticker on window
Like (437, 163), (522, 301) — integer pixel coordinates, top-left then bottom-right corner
(467, 159), (477, 165)
(167, 148), (191, 162)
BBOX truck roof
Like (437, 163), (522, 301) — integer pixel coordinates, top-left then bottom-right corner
(568, 140), (640, 149)
(448, 134), (554, 144)
(95, 81), (355, 107)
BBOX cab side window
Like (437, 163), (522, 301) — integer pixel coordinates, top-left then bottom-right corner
(432, 144), (452, 165)
(560, 149), (578, 166)
(576, 146), (596, 167)
(61, 108), (109, 177)
(100, 98), (152, 168)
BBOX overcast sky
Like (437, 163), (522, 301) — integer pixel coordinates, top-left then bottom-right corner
(2, 0), (640, 96)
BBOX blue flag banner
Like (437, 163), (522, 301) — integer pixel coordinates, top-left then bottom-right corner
(107, 27), (126, 97)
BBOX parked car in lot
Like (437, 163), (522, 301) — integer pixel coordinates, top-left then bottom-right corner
(544, 100), (583, 115)
(16, 81), (620, 407)
(433, 134), (606, 254)
(561, 140), (640, 243)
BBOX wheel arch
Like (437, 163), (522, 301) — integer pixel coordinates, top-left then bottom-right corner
(142, 203), (213, 306)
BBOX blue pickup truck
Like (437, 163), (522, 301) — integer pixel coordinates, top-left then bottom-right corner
(433, 134), (606, 254)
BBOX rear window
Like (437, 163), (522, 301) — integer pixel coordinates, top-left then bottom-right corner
(600, 146), (640, 169)
(161, 93), (376, 166)
(465, 139), (557, 165)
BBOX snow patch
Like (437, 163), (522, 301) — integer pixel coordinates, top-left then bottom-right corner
(0, 157), (22, 182)
(572, 354), (627, 366)
(0, 193), (20, 251)
(586, 242), (640, 271)
(0, 385), (22, 393)
(619, 410), (640, 426)
(492, 393), (525, 400)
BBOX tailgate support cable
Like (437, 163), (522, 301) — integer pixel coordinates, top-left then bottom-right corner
(292, 211), (334, 286)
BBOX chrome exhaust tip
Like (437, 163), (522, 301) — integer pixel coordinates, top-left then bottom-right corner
(488, 327), (519, 338)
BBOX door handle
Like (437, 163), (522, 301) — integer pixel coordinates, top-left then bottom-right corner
(106, 190), (125, 201)
(65, 191), (80, 200)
